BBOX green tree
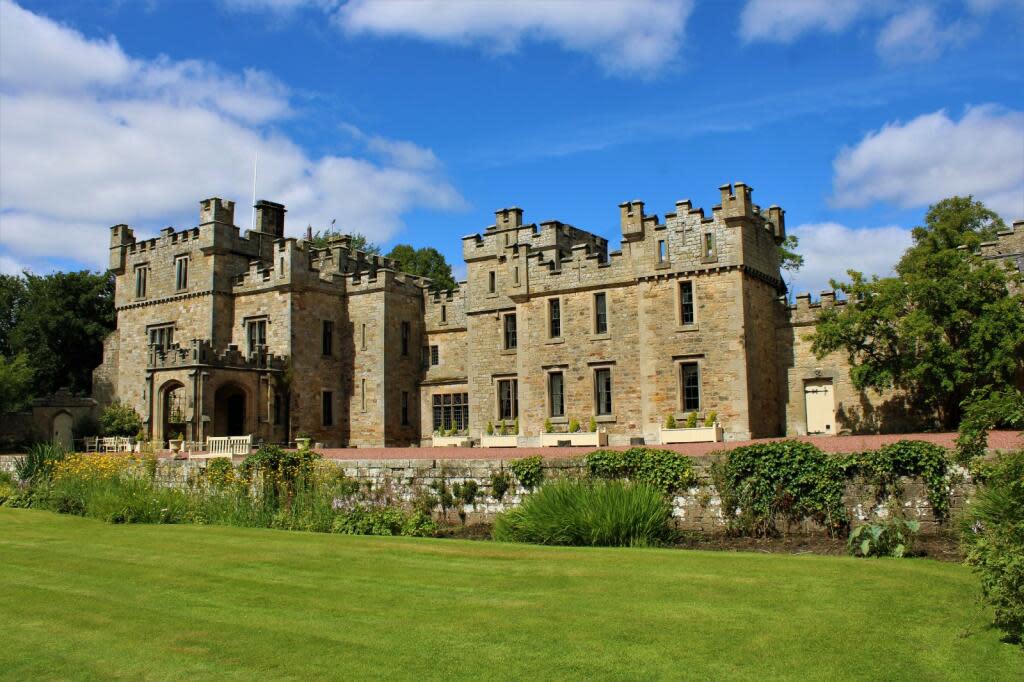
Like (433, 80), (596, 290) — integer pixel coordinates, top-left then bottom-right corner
(308, 228), (381, 255)
(810, 197), (1023, 429)
(10, 271), (116, 399)
(0, 353), (34, 414)
(0, 274), (27, 357)
(386, 244), (457, 290)
(778, 234), (804, 274)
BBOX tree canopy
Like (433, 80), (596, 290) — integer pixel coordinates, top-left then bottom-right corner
(810, 196), (1022, 429)
(386, 244), (457, 290)
(308, 229), (381, 255)
(0, 271), (115, 409)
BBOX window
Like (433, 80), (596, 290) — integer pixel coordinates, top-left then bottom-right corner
(361, 378), (366, 412)
(595, 368), (613, 416)
(147, 324), (173, 350)
(680, 281), (695, 325)
(401, 321), (410, 356)
(430, 345), (439, 366)
(361, 323), (367, 350)
(432, 393), (469, 432)
(681, 362), (701, 411)
(247, 318), (267, 355)
(594, 292), (608, 335)
(548, 298), (561, 338)
(548, 372), (565, 418)
(322, 391), (334, 426)
(322, 320), (334, 356)
(703, 232), (716, 260)
(488, 270), (496, 293)
(401, 391), (410, 426)
(174, 255), (188, 290)
(503, 313), (517, 349)
(513, 266), (520, 285)
(441, 305), (447, 323)
(498, 379), (518, 420)
(134, 265), (148, 298)
(658, 239), (666, 263)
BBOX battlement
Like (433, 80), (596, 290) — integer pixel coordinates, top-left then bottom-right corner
(148, 338), (285, 371)
(783, 290), (847, 326)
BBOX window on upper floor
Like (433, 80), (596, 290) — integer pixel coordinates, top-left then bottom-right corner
(488, 270), (496, 293)
(594, 367), (613, 416)
(680, 362), (701, 412)
(441, 305), (447, 323)
(134, 264), (148, 298)
(548, 298), (561, 339)
(703, 232), (717, 261)
(361, 323), (367, 351)
(680, 280), (695, 326)
(503, 313), (517, 350)
(401, 321), (410, 356)
(322, 320), (334, 356)
(247, 318), (267, 355)
(174, 255), (188, 290)
(594, 292), (608, 335)
(658, 239), (667, 263)
(430, 345), (439, 366)
(147, 324), (174, 350)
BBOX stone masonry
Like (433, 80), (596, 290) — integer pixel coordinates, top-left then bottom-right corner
(94, 187), (1024, 448)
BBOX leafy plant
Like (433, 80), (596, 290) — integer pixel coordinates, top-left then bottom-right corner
(685, 412), (699, 429)
(492, 478), (672, 547)
(544, 418), (553, 434)
(568, 417), (580, 433)
(14, 441), (66, 484)
(99, 401), (142, 437)
(847, 518), (920, 558)
(486, 421), (494, 436)
(490, 470), (511, 501)
(509, 455), (544, 491)
(955, 387), (1024, 464)
(704, 411), (718, 427)
(855, 440), (951, 520)
(586, 448), (697, 496)
(204, 458), (236, 490)
(589, 416), (597, 433)
(665, 414), (677, 429)
(959, 450), (1024, 644)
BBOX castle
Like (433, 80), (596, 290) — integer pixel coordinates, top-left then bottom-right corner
(92, 184), (1024, 448)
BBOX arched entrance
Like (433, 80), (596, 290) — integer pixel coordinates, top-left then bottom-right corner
(160, 381), (188, 441)
(52, 411), (73, 450)
(214, 383), (248, 436)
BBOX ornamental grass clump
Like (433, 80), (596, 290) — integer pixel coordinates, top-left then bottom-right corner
(492, 478), (672, 547)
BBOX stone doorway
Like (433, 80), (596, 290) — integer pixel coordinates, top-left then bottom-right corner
(804, 378), (835, 435)
(214, 384), (247, 436)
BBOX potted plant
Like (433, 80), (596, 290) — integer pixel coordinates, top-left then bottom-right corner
(660, 410), (723, 444)
(168, 431), (184, 454)
(481, 418), (519, 448)
(539, 416), (608, 447)
(432, 426), (471, 448)
(295, 432), (312, 450)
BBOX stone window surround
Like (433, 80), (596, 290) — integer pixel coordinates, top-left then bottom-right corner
(173, 253), (189, 291)
(146, 322), (175, 350)
(400, 390), (410, 426)
(547, 296), (563, 341)
(242, 315), (269, 355)
(589, 360), (616, 422)
(321, 319), (334, 357)
(430, 344), (440, 366)
(675, 279), (699, 331)
(701, 232), (718, 264)
(543, 365), (569, 421)
(502, 312), (517, 351)
(591, 291), (610, 339)
(134, 263), (149, 299)
(673, 354), (704, 415)
(321, 389), (334, 427)
(493, 374), (518, 421)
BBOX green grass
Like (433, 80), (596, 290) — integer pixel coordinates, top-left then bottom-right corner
(0, 509), (1021, 680)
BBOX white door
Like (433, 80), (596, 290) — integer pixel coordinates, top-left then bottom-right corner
(804, 379), (835, 435)
(52, 412), (74, 450)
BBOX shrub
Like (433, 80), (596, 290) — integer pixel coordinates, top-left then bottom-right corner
(509, 455), (544, 491)
(588, 416), (597, 433)
(847, 518), (920, 558)
(14, 442), (66, 484)
(586, 448), (696, 496)
(492, 478), (672, 547)
(99, 401), (142, 437)
(704, 411), (718, 427)
(568, 417), (580, 433)
(955, 387), (1024, 464)
(490, 471), (511, 501)
(685, 412), (699, 428)
(712, 440), (849, 537)
(204, 458), (236, 490)
(855, 440), (951, 520)
(486, 421), (494, 436)
(665, 414), (677, 429)
(331, 506), (436, 537)
(544, 418), (553, 434)
(960, 450), (1024, 644)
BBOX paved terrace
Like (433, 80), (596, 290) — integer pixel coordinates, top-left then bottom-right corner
(167, 431), (1021, 461)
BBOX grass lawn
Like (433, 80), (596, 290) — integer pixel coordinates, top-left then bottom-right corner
(1, 509), (1021, 680)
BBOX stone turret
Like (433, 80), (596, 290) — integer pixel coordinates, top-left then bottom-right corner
(199, 197), (235, 226)
(719, 182), (753, 220)
(254, 200), (286, 238)
(619, 200), (657, 241)
(108, 223), (135, 274)
(495, 207), (523, 231)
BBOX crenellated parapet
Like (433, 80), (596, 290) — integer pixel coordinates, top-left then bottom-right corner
(148, 338), (285, 372)
(781, 290), (848, 327)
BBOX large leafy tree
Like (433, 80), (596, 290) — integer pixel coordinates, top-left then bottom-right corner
(308, 228), (381, 255)
(810, 197), (1023, 429)
(385, 244), (457, 290)
(7, 271), (116, 401)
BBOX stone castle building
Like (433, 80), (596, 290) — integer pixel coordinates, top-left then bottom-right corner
(92, 184), (1024, 448)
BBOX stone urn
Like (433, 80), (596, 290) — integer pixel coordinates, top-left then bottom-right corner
(295, 437), (311, 450)
(169, 439), (182, 454)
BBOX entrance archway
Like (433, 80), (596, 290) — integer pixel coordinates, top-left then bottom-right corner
(160, 381), (187, 441)
(214, 383), (248, 436)
(52, 411), (73, 449)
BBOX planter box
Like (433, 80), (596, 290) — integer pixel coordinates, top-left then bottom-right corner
(431, 435), (471, 448)
(539, 431), (608, 447)
(480, 434), (520, 448)
(660, 424), (723, 444)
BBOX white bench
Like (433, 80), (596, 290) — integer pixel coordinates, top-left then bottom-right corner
(189, 435), (252, 461)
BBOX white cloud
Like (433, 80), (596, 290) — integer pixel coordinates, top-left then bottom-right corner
(875, 6), (973, 64)
(788, 222), (914, 295)
(831, 105), (1024, 220)
(334, 0), (694, 76)
(739, 0), (871, 43)
(0, 0), (465, 272)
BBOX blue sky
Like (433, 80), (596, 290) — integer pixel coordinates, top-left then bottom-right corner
(1, 0), (1022, 295)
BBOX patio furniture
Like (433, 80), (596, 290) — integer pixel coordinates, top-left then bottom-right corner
(189, 435), (252, 461)
(84, 437), (99, 453)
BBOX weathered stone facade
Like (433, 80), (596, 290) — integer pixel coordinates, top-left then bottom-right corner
(94, 188), (1024, 448)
